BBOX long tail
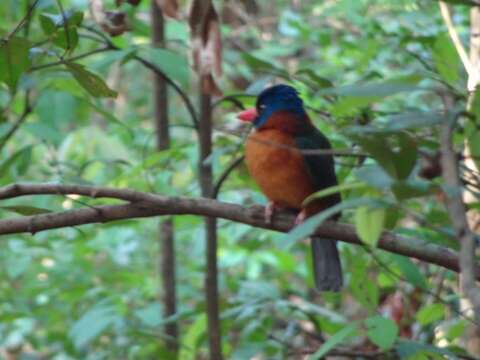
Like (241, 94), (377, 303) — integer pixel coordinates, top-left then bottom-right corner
(311, 237), (343, 292)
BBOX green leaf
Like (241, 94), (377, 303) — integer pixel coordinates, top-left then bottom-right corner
(303, 182), (368, 206)
(69, 302), (118, 349)
(139, 47), (190, 87)
(66, 62), (117, 98)
(0, 145), (33, 179)
(281, 198), (379, 249)
(0, 205), (51, 215)
(242, 53), (289, 78)
(390, 255), (428, 289)
(416, 303), (444, 325)
(179, 314), (207, 360)
(309, 323), (358, 360)
(324, 75), (422, 98)
(391, 180), (438, 201)
(39, 13), (57, 34)
(0, 37), (31, 92)
(355, 205), (386, 247)
(432, 33), (460, 85)
(349, 132), (418, 180)
(53, 27), (79, 50)
(365, 316), (398, 350)
(331, 96), (377, 117)
(295, 68), (333, 89)
(383, 112), (445, 131)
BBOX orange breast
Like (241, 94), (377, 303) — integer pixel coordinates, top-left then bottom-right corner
(245, 129), (315, 209)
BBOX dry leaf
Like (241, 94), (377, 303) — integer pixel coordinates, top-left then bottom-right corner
(189, 1), (223, 96)
(156, 0), (179, 19)
(89, 0), (130, 37)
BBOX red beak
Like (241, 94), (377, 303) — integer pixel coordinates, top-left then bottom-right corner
(237, 108), (258, 122)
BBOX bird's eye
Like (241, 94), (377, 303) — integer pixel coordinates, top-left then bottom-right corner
(258, 104), (266, 112)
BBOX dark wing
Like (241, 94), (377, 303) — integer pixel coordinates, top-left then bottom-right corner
(295, 125), (343, 291)
(294, 125), (341, 207)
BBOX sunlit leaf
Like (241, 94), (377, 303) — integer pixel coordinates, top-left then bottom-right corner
(355, 205), (386, 247)
(365, 316), (398, 350)
(416, 303), (444, 325)
(432, 33), (460, 85)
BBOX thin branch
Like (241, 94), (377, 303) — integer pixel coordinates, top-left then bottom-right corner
(213, 155), (244, 199)
(0, 183), (477, 280)
(440, 95), (480, 325)
(133, 54), (199, 129)
(6, 0), (41, 39)
(29, 46), (114, 72)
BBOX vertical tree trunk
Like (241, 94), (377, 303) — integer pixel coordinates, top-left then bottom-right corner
(199, 90), (223, 360)
(463, 6), (480, 355)
(151, 1), (178, 355)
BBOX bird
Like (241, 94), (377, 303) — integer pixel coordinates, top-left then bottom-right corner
(237, 84), (343, 291)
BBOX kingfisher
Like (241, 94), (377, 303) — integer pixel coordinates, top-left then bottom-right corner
(237, 84), (343, 291)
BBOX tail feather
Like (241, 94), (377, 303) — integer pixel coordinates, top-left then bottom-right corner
(311, 236), (343, 292)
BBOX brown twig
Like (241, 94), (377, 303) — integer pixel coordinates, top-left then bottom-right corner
(151, 1), (178, 355)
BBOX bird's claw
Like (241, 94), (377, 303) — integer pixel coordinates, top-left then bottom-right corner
(294, 209), (307, 225)
(265, 202), (280, 224)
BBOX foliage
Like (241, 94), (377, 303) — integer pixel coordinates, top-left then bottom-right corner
(0, 0), (478, 359)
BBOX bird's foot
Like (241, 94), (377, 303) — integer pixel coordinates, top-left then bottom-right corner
(265, 201), (282, 224)
(294, 209), (307, 225)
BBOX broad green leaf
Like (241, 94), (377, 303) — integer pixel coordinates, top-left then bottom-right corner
(66, 62), (117, 98)
(350, 132), (418, 180)
(0, 205), (51, 215)
(242, 53), (289, 78)
(383, 112), (445, 131)
(331, 95), (377, 117)
(39, 13), (57, 34)
(416, 303), (444, 325)
(282, 198), (380, 249)
(53, 27), (79, 50)
(324, 75), (422, 98)
(432, 33), (460, 85)
(69, 302), (118, 349)
(390, 255), (428, 289)
(391, 180), (438, 201)
(295, 68), (333, 89)
(445, 320), (466, 341)
(139, 47), (190, 87)
(0, 37), (31, 92)
(179, 314), (207, 360)
(355, 205), (386, 247)
(365, 316), (398, 350)
(309, 323), (358, 360)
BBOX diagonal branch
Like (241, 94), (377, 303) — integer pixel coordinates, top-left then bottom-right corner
(0, 183), (476, 280)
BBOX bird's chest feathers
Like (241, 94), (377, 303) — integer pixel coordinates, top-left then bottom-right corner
(245, 129), (314, 209)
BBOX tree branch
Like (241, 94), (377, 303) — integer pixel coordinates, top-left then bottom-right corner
(440, 97), (480, 324)
(0, 183), (476, 280)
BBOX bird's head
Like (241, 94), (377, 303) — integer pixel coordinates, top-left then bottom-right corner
(237, 84), (306, 130)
